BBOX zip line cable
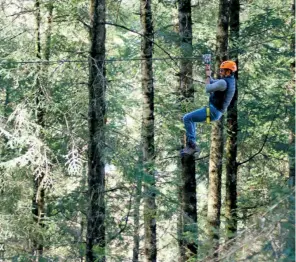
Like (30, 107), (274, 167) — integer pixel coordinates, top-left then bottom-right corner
(0, 3), (291, 73)
(0, 37), (290, 82)
(0, 24), (291, 88)
(0, 34), (291, 66)
(0, 24), (292, 67)
(0, 56), (206, 65)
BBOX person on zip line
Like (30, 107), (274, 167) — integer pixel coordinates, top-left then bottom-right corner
(181, 60), (237, 156)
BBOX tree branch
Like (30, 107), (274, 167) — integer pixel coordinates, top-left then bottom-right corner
(108, 187), (134, 242)
(237, 103), (280, 166)
(77, 17), (91, 30)
(103, 22), (177, 65)
(103, 22), (206, 85)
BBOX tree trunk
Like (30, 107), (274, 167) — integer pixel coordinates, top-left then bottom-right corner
(180, 155), (197, 260)
(140, 1), (157, 261)
(225, 0), (239, 241)
(214, 0), (230, 70)
(207, 117), (224, 258)
(86, 0), (106, 261)
(80, 215), (85, 262)
(32, 2), (54, 259)
(132, 173), (142, 262)
(288, 129), (295, 187)
(177, 162), (185, 261)
(178, 0), (197, 260)
(207, 0), (230, 258)
(288, 1), (295, 188)
(44, 2), (54, 61)
(32, 0), (45, 258)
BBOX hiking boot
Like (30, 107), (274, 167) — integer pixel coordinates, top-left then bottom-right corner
(180, 142), (200, 156)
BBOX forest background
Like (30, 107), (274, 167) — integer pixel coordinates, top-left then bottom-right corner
(0, 0), (294, 261)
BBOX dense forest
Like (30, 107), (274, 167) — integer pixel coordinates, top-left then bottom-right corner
(0, 0), (294, 261)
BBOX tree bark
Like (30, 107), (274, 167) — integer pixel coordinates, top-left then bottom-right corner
(32, 0), (45, 258)
(207, 0), (230, 258)
(32, 2), (54, 259)
(177, 161), (185, 261)
(180, 155), (197, 260)
(207, 117), (224, 258)
(288, 1), (295, 188)
(132, 173), (142, 262)
(86, 0), (106, 261)
(214, 0), (230, 70)
(140, 1), (157, 261)
(44, 2), (54, 61)
(178, 0), (197, 260)
(225, 0), (239, 241)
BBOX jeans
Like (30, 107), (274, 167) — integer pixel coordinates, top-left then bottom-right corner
(183, 103), (222, 145)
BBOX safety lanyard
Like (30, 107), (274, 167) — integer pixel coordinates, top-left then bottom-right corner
(202, 54), (211, 124)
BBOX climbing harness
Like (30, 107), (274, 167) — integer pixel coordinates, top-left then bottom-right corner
(206, 106), (211, 124)
(202, 53), (212, 124)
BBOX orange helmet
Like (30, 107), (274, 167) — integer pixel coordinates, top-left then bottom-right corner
(220, 60), (237, 72)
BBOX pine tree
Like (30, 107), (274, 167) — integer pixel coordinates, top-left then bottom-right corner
(31, 0), (54, 258)
(288, 1), (295, 188)
(207, 0), (230, 258)
(225, 0), (239, 241)
(140, 0), (157, 261)
(177, 0), (197, 260)
(86, 0), (106, 261)
(132, 171), (142, 262)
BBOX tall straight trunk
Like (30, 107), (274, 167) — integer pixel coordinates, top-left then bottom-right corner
(140, 1), (157, 261)
(225, 0), (239, 241)
(44, 2), (54, 61)
(288, 129), (295, 187)
(132, 173), (142, 262)
(35, 0), (41, 62)
(207, 117), (224, 257)
(1, 84), (10, 194)
(288, 1), (295, 188)
(79, 215), (85, 262)
(86, 0), (106, 261)
(177, 162), (185, 261)
(32, 0), (45, 258)
(178, 0), (197, 260)
(32, 3), (54, 259)
(207, 0), (229, 258)
(180, 156), (197, 260)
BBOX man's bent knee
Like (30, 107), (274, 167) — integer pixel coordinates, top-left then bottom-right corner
(183, 114), (190, 123)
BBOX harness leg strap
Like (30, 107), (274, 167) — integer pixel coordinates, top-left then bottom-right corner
(206, 106), (210, 124)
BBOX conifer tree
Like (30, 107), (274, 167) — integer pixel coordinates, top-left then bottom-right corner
(177, 0), (197, 260)
(32, 0), (44, 256)
(207, 0), (229, 257)
(225, 0), (239, 241)
(86, 0), (106, 261)
(288, 1), (295, 188)
(140, 0), (157, 261)
(32, 0), (53, 257)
